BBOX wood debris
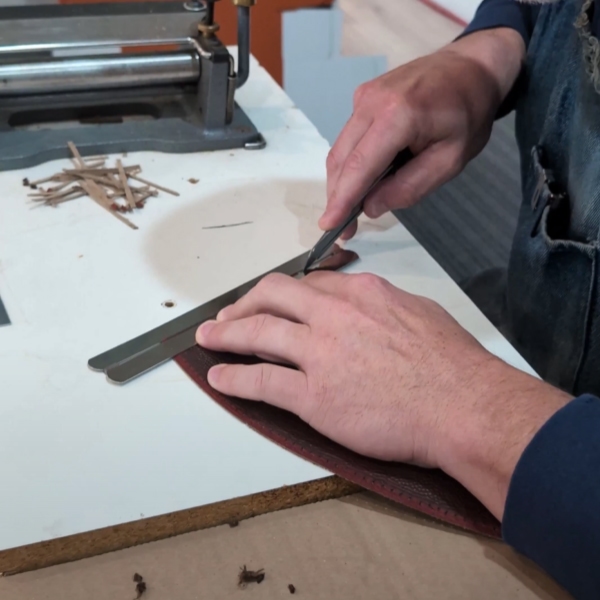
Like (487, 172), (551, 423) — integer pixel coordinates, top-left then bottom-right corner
(135, 581), (147, 598)
(23, 142), (179, 229)
(288, 584), (296, 594)
(238, 565), (265, 588)
(132, 573), (147, 598)
(202, 221), (252, 230)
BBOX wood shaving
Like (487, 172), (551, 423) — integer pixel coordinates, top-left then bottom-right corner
(238, 566), (265, 588)
(202, 221), (252, 230)
(23, 142), (179, 229)
(132, 573), (146, 598)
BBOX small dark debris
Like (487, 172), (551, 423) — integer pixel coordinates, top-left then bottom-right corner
(288, 584), (296, 594)
(135, 581), (147, 598)
(188, 178), (199, 184)
(238, 565), (265, 588)
(30, 183), (38, 190)
(228, 520), (239, 528)
(110, 202), (127, 213)
(22, 177), (30, 187)
(202, 221), (252, 230)
(132, 574), (146, 598)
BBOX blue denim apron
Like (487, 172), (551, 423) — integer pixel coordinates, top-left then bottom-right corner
(508, 0), (600, 395)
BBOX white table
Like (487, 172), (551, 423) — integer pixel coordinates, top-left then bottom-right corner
(0, 56), (533, 557)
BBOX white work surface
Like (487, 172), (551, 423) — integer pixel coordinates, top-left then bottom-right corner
(0, 57), (534, 553)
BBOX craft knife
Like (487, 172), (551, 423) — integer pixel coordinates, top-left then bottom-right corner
(303, 147), (414, 272)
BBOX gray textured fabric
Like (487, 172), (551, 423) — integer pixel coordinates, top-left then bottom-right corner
(394, 114), (520, 286)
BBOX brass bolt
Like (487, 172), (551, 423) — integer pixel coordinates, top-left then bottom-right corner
(233, 0), (256, 6)
(198, 21), (220, 37)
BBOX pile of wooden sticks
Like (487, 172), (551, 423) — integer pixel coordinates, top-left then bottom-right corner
(23, 142), (179, 230)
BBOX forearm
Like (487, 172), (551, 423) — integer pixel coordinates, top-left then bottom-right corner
(452, 0), (538, 116)
(436, 359), (572, 520)
(441, 28), (526, 107)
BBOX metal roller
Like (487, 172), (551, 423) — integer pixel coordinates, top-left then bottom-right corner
(0, 1), (266, 171)
(0, 52), (200, 97)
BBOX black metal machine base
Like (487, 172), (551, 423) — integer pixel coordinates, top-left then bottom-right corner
(0, 84), (265, 171)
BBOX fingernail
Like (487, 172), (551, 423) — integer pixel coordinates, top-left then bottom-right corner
(197, 320), (216, 342)
(208, 364), (224, 386)
(216, 308), (229, 321)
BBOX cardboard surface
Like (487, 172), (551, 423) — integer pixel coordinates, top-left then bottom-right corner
(0, 493), (571, 600)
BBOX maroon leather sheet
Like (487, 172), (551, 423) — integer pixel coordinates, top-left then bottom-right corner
(175, 347), (501, 539)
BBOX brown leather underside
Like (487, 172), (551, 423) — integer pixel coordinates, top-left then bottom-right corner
(175, 347), (502, 539)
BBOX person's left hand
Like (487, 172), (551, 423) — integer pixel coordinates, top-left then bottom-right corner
(197, 270), (506, 468)
(196, 270), (571, 519)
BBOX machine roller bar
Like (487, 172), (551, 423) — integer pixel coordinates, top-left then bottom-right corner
(0, 52), (200, 97)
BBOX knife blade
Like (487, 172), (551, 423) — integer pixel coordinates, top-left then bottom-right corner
(304, 147), (414, 272)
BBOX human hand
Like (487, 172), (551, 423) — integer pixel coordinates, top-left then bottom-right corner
(196, 270), (571, 519)
(196, 271), (493, 466)
(323, 28), (525, 240)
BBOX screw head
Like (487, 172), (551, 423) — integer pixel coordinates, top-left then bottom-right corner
(183, 1), (203, 12)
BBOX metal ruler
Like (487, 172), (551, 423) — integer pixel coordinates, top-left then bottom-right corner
(89, 251), (313, 385)
(90, 248), (359, 385)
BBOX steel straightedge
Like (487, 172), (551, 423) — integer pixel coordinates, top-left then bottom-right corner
(89, 248), (358, 384)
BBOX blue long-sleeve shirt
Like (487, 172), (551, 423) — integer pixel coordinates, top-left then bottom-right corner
(504, 396), (600, 599)
(464, 0), (599, 43)
(464, 3), (600, 598)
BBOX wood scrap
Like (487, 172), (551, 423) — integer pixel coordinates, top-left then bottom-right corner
(117, 159), (136, 210)
(238, 566), (265, 588)
(80, 180), (138, 230)
(129, 174), (179, 197)
(63, 166), (141, 176)
(67, 141), (85, 168)
(132, 573), (147, 599)
(22, 142), (179, 229)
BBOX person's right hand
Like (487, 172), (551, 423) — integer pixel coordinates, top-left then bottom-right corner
(321, 28), (525, 239)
